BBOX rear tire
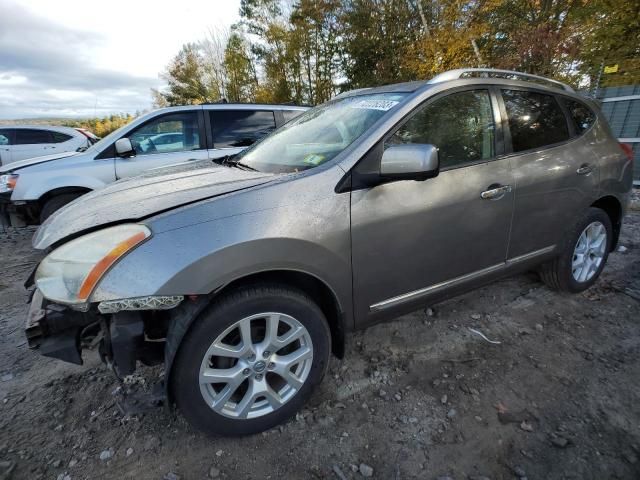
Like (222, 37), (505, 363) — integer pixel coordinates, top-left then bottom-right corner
(171, 284), (331, 436)
(539, 207), (612, 293)
(39, 193), (82, 223)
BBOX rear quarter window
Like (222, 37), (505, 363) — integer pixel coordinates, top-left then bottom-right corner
(51, 131), (73, 143)
(282, 110), (304, 123)
(502, 89), (570, 152)
(563, 98), (596, 135)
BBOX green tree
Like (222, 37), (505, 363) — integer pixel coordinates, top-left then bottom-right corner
(576, 0), (640, 87)
(155, 43), (219, 106)
(224, 32), (258, 102)
(340, 0), (421, 89)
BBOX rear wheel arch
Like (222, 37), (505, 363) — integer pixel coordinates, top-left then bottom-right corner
(591, 196), (622, 251)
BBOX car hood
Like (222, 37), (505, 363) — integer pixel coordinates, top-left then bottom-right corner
(0, 151), (79, 173)
(33, 163), (275, 249)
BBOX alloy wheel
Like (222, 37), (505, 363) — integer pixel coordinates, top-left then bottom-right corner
(572, 221), (607, 283)
(198, 312), (313, 419)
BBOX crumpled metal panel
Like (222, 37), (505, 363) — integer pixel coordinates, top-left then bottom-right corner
(98, 295), (184, 314)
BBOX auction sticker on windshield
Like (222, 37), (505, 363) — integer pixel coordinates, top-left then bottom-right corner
(351, 99), (399, 111)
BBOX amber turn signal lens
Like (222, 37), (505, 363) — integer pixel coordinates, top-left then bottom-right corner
(77, 231), (148, 301)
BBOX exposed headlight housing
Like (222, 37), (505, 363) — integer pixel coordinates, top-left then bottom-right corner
(0, 174), (18, 193)
(35, 224), (151, 305)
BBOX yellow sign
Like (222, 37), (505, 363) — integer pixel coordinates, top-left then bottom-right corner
(604, 64), (619, 74)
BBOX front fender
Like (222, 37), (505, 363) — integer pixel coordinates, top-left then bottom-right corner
(20, 175), (109, 201)
(90, 193), (353, 323)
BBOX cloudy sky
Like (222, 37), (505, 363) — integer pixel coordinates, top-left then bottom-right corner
(0, 0), (240, 119)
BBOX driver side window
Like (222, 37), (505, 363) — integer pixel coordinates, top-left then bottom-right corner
(128, 112), (201, 156)
(387, 90), (495, 169)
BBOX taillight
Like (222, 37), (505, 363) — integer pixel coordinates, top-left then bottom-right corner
(619, 143), (634, 162)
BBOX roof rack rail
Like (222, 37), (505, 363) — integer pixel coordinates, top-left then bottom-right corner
(428, 68), (574, 93)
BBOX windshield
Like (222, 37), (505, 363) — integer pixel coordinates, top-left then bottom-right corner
(235, 93), (407, 173)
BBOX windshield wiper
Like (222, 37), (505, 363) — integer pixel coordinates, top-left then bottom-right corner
(217, 155), (258, 172)
(229, 160), (259, 172)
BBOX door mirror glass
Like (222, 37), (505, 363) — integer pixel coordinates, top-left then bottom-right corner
(115, 138), (135, 157)
(380, 144), (439, 181)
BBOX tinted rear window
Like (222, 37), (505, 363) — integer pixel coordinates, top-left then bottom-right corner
(51, 131), (73, 143)
(210, 110), (276, 148)
(502, 90), (570, 152)
(564, 98), (596, 134)
(283, 110), (304, 123)
(15, 129), (51, 145)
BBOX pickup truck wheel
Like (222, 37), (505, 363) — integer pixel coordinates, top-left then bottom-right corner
(539, 207), (612, 293)
(40, 193), (82, 223)
(171, 285), (331, 436)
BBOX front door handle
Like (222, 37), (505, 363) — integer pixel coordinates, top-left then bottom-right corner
(481, 184), (512, 200)
(576, 164), (593, 175)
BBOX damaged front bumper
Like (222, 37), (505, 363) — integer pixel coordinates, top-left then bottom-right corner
(0, 193), (37, 227)
(25, 289), (166, 377)
(26, 289), (92, 365)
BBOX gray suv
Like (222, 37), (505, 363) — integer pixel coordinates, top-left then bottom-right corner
(25, 69), (633, 436)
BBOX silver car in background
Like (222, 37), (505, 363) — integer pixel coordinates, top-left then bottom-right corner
(24, 69), (633, 436)
(0, 104), (306, 225)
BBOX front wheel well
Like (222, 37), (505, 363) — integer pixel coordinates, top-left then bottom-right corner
(39, 187), (92, 207)
(213, 271), (345, 359)
(591, 196), (622, 251)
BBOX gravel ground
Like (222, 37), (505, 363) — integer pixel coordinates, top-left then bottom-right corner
(1, 198), (639, 480)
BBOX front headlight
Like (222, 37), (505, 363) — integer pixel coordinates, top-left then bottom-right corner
(35, 224), (151, 305)
(0, 174), (18, 193)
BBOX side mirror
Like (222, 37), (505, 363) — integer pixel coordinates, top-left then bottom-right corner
(115, 138), (135, 158)
(380, 144), (439, 181)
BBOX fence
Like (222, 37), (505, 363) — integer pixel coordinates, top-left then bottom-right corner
(595, 85), (640, 185)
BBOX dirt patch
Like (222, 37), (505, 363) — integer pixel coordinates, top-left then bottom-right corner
(1, 212), (639, 480)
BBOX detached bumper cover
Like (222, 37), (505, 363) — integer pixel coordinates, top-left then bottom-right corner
(0, 193), (34, 227)
(25, 289), (96, 365)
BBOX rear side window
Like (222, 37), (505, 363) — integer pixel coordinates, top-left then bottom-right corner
(15, 129), (52, 145)
(0, 129), (12, 145)
(51, 131), (73, 143)
(210, 110), (276, 148)
(502, 90), (570, 152)
(563, 98), (596, 134)
(283, 110), (304, 123)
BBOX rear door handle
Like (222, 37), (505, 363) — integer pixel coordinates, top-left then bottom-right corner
(576, 164), (593, 175)
(481, 184), (512, 200)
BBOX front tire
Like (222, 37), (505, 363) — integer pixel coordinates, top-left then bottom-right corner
(171, 284), (331, 436)
(539, 207), (612, 293)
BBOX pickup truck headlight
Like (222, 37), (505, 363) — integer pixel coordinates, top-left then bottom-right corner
(0, 174), (18, 193)
(35, 224), (151, 305)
